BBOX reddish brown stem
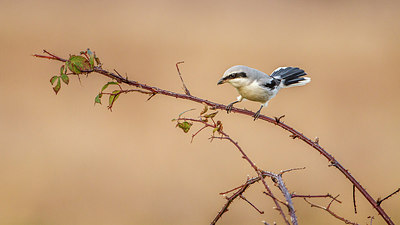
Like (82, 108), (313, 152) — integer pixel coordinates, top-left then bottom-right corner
(34, 51), (394, 225)
(239, 194), (264, 214)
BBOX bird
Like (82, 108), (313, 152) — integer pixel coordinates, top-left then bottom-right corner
(217, 65), (310, 120)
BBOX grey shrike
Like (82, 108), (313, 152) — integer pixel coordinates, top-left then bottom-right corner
(217, 65), (310, 120)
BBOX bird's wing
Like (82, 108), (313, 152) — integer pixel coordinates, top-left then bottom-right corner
(257, 76), (280, 90)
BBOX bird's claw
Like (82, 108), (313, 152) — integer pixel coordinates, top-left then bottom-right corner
(226, 104), (234, 114)
(253, 111), (261, 121)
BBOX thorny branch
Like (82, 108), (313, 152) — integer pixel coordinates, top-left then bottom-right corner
(303, 196), (359, 225)
(176, 117), (293, 225)
(34, 50), (395, 225)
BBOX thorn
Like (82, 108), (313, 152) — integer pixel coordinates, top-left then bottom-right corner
(314, 137), (320, 144)
(328, 160), (338, 168)
(175, 61), (191, 96)
(147, 93), (156, 101)
(289, 134), (299, 139)
(274, 115), (285, 123)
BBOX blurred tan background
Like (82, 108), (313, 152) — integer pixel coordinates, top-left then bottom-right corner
(1, 0), (400, 224)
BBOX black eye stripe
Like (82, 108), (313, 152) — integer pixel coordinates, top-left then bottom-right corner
(223, 72), (247, 80)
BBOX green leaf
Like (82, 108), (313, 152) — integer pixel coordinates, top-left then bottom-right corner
(101, 81), (118, 92)
(60, 65), (65, 75)
(177, 121), (192, 133)
(61, 74), (69, 85)
(53, 77), (61, 94)
(204, 111), (218, 118)
(50, 75), (58, 85)
(67, 55), (92, 74)
(94, 93), (102, 105)
(108, 90), (121, 108)
(87, 48), (95, 68)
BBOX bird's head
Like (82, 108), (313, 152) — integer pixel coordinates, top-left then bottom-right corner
(217, 65), (251, 88)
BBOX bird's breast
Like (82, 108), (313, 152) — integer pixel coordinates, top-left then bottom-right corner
(237, 81), (271, 103)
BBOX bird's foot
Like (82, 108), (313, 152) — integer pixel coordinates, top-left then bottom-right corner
(253, 111), (261, 121)
(226, 103), (234, 114)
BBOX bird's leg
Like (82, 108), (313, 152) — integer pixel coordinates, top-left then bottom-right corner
(253, 105), (264, 121)
(226, 101), (239, 113)
(226, 96), (243, 113)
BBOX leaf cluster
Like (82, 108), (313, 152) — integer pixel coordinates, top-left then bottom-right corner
(49, 49), (100, 94)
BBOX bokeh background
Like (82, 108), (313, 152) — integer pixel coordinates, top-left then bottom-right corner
(1, 0), (400, 224)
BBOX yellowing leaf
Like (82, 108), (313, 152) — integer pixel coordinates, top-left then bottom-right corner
(204, 111), (218, 118)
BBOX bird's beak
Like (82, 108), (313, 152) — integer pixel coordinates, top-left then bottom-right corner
(217, 79), (225, 85)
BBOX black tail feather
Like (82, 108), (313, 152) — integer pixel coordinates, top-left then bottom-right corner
(271, 67), (308, 86)
(284, 77), (306, 86)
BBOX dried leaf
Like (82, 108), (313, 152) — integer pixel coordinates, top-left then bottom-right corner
(200, 104), (208, 115)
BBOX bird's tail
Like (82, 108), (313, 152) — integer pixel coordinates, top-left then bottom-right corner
(271, 67), (310, 88)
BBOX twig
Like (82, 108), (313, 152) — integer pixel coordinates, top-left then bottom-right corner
(191, 125), (208, 143)
(211, 179), (252, 225)
(291, 193), (342, 203)
(34, 50), (395, 225)
(377, 188), (400, 206)
(263, 191), (289, 207)
(176, 61), (191, 96)
(239, 194), (264, 214)
(368, 216), (374, 225)
(303, 197), (359, 225)
(279, 167), (306, 176)
(353, 184), (357, 214)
